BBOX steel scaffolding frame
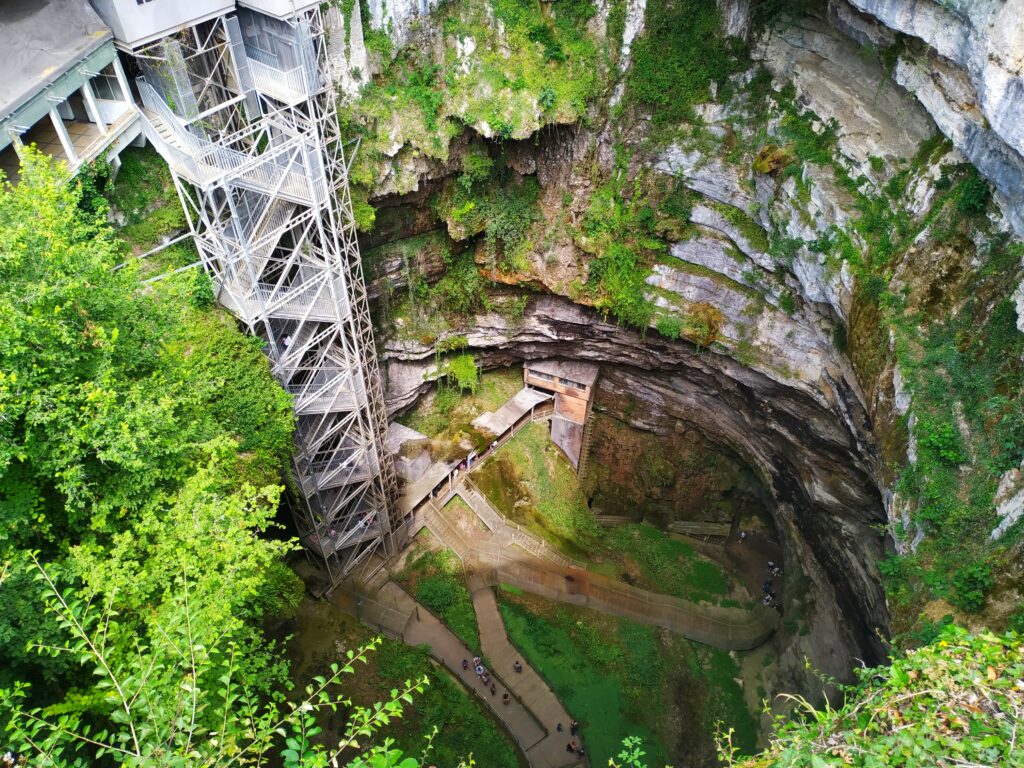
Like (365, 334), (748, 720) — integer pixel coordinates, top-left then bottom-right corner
(131, 8), (398, 587)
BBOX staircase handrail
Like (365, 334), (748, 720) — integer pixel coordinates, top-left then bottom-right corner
(138, 79), (311, 195)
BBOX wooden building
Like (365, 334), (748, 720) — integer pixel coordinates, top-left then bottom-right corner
(523, 360), (599, 470)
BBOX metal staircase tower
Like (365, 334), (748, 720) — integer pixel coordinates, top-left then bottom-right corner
(130, 6), (398, 586)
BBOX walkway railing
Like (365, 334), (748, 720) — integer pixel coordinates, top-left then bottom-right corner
(137, 79), (321, 204)
(459, 483), (583, 570)
(405, 398), (555, 531)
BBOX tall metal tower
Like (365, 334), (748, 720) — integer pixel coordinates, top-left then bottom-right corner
(124, 4), (399, 586)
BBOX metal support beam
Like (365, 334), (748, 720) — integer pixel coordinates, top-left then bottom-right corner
(80, 79), (108, 135)
(127, 10), (399, 590)
(48, 109), (78, 164)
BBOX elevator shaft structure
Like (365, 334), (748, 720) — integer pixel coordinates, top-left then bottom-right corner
(130, 6), (398, 586)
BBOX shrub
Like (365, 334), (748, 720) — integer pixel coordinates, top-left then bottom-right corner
(538, 85), (557, 111)
(723, 626), (1024, 768)
(1011, 607), (1024, 633)
(190, 268), (216, 309)
(689, 302), (725, 347)
(949, 562), (993, 612)
(917, 418), (968, 466)
(446, 353), (479, 392)
(434, 251), (489, 314)
(459, 145), (494, 190)
(955, 168), (990, 216)
(656, 314), (682, 340)
(778, 291), (796, 314)
(753, 144), (796, 175)
(627, 0), (744, 125)
(434, 385), (461, 416)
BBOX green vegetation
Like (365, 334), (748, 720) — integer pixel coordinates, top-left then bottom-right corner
(341, 0), (600, 220)
(399, 367), (522, 439)
(444, 352), (480, 392)
(656, 313), (683, 339)
(752, 81), (1023, 617)
(396, 535), (480, 652)
(279, 599), (520, 768)
(475, 423), (735, 603)
(434, 165), (540, 273)
(499, 590), (758, 767)
(0, 149), (443, 766)
(103, 147), (187, 250)
(627, 0), (746, 125)
(375, 642), (520, 767)
(579, 167), (660, 328)
(726, 626), (1023, 768)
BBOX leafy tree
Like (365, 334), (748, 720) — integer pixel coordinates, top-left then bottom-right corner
(0, 150), (298, 727)
(0, 556), (429, 767)
(719, 625), (1024, 768)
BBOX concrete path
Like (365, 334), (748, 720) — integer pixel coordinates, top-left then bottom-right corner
(469, 575), (582, 767)
(338, 581), (586, 766)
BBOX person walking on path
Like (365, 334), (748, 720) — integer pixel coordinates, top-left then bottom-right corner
(461, 659), (468, 671)
(490, 683), (496, 696)
(566, 743), (575, 753)
(513, 659), (523, 673)
(569, 719), (579, 735)
(502, 693), (510, 705)
(556, 723), (563, 733)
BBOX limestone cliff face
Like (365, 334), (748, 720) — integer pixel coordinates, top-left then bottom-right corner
(351, 0), (1024, 696)
(844, 0), (1024, 238)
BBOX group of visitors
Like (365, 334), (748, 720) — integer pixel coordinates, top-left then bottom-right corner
(459, 655), (588, 755)
(462, 656), (522, 706)
(762, 561), (783, 608)
(557, 720), (584, 757)
(565, 741), (585, 757)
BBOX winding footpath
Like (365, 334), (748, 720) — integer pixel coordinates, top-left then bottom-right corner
(336, 390), (776, 767)
(338, 571), (581, 767)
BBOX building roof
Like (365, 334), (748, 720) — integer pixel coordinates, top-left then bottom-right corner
(0, 0), (111, 118)
(386, 421), (430, 454)
(472, 387), (552, 436)
(525, 359), (600, 388)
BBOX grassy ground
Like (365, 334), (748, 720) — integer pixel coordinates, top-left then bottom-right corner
(274, 597), (522, 768)
(475, 422), (739, 605)
(399, 366), (523, 438)
(498, 590), (759, 768)
(394, 531), (480, 653)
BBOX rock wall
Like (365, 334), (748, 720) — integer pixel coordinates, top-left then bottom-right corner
(355, 0), (1024, 696)
(841, 0), (1024, 238)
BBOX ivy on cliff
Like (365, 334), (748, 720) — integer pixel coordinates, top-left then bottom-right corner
(340, 0), (601, 227)
(627, 0), (747, 125)
(752, 82), (1024, 617)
